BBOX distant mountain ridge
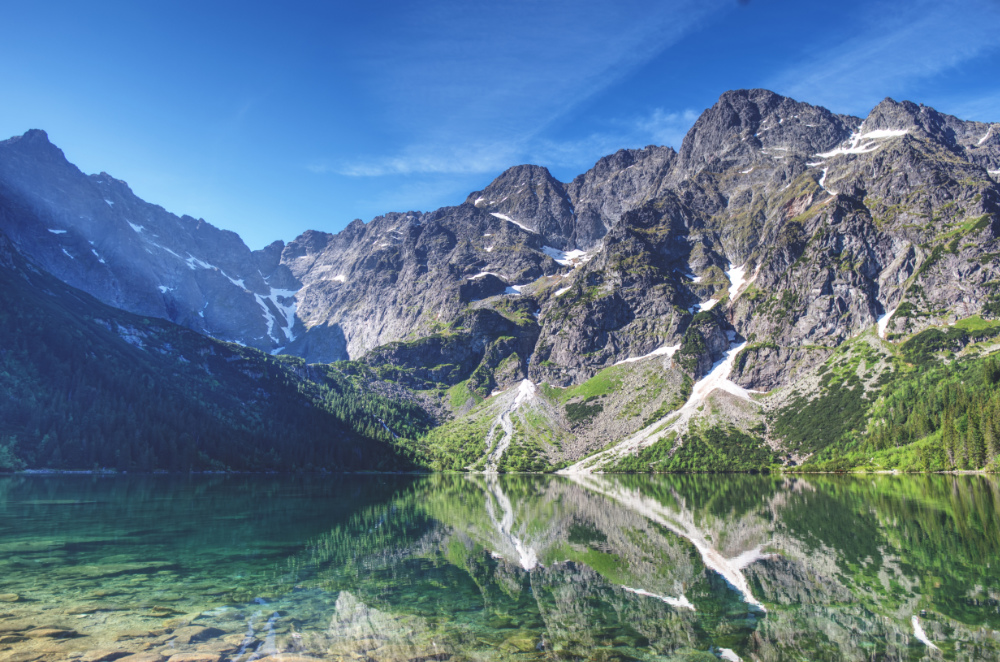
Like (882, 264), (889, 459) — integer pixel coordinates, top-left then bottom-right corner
(2, 88), (1000, 472)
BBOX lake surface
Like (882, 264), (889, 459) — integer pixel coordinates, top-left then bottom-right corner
(0, 473), (997, 662)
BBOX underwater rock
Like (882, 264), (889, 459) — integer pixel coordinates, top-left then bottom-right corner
(164, 654), (221, 662)
(113, 629), (168, 642)
(192, 641), (237, 655)
(0, 620), (36, 633)
(116, 654), (168, 662)
(147, 606), (182, 618)
(24, 627), (78, 638)
(168, 627), (225, 645)
(55, 563), (177, 580)
(80, 650), (133, 662)
(65, 604), (121, 615)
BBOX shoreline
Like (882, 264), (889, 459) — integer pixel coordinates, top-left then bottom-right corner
(2, 468), (995, 476)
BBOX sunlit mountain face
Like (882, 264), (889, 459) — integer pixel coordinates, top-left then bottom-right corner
(0, 473), (996, 661)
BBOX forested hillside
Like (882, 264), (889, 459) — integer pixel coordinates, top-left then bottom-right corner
(0, 228), (428, 472)
(800, 343), (1000, 472)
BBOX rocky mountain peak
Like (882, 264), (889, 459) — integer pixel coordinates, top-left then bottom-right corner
(467, 164), (576, 249)
(7, 128), (54, 149)
(677, 89), (859, 175)
(563, 145), (676, 250)
(579, 145), (675, 181)
(861, 97), (948, 140)
(862, 98), (1000, 166)
(1, 129), (74, 174)
(0, 131), (309, 353)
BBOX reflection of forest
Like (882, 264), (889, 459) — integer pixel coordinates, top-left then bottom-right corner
(0, 474), (996, 660)
(267, 473), (1000, 661)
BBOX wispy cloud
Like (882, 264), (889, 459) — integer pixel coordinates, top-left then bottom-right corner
(632, 109), (701, 149)
(314, 0), (730, 177)
(315, 140), (519, 177)
(325, 106), (700, 178)
(768, 0), (1000, 115)
(528, 108), (699, 169)
(946, 91), (1000, 124)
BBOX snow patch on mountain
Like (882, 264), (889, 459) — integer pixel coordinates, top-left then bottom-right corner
(978, 125), (995, 146)
(254, 288), (299, 343)
(815, 129), (908, 159)
(727, 264), (748, 300)
(622, 587), (695, 611)
(564, 340), (764, 475)
(483, 379), (538, 473)
(614, 344), (680, 366)
(911, 615), (939, 650)
(542, 245), (590, 266)
(490, 212), (535, 233)
(877, 307), (897, 339)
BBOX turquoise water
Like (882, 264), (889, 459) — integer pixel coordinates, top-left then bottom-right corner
(0, 473), (997, 662)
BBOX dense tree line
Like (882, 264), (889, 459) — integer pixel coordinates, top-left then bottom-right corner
(863, 354), (1000, 470)
(805, 353), (1000, 472)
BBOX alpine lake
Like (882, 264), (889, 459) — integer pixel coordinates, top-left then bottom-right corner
(0, 473), (997, 662)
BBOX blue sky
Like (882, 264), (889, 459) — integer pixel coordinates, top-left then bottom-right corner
(2, 0), (999, 249)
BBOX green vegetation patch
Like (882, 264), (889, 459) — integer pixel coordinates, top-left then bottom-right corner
(772, 341), (887, 455)
(560, 364), (624, 402)
(606, 422), (775, 473)
(447, 379), (483, 411)
(565, 399), (604, 423)
(422, 411), (495, 471)
(497, 416), (552, 473)
(543, 363), (625, 425)
(640, 374), (693, 428)
(935, 214), (990, 244)
(900, 317), (1000, 365)
(799, 349), (1000, 472)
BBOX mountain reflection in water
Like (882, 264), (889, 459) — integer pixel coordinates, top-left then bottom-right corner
(0, 473), (997, 661)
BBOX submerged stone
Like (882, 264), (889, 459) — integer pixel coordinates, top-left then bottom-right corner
(80, 650), (133, 662)
(168, 627), (225, 645)
(0, 620), (36, 633)
(116, 654), (168, 662)
(24, 627), (78, 638)
(164, 654), (221, 662)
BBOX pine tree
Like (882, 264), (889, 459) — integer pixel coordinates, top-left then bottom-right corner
(943, 415), (957, 469)
(986, 400), (1000, 462)
(967, 415), (986, 469)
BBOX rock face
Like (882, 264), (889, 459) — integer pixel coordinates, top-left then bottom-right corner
(2, 88), (999, 401)
(0, 131), (300, 353)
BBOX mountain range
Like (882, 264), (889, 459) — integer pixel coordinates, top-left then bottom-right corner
(2, 88), (999, 473)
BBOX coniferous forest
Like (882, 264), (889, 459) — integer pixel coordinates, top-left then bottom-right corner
(0, 231), (430, 472)
(803, 352), (1000, 472)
